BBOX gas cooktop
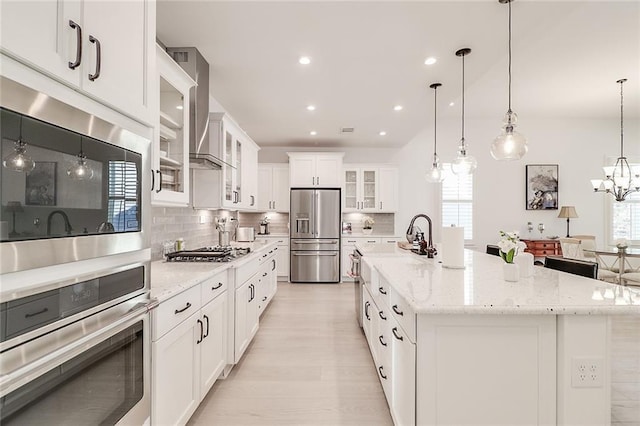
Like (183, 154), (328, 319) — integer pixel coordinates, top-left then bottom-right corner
(166, 246), (251, 263)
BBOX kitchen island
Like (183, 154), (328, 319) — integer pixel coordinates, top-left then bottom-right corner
(356, 243), (640, 426)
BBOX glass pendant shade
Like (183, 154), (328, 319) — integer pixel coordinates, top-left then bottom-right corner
(67, 152), (94, 180)
(425, 155), (444, 183)
(451, 141), (477, 175)
(491, 112), (528, 160)
(3, 139), (35, 172)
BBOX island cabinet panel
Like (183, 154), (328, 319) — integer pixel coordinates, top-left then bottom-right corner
(415, 315), (557, 425)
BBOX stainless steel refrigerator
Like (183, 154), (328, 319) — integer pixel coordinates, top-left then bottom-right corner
(290, 188), (341, 283)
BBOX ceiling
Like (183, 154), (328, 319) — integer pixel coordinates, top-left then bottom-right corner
(157, 1), (640, 149)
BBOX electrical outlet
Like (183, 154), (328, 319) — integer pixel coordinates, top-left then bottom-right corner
(199, 215), (206, 224)
(571, 357), (604, 388)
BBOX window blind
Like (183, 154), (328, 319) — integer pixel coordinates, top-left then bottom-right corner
(442, 164), (473, 240)
(108, 161), (139, 232)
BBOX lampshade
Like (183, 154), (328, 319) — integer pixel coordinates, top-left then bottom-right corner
(452, 48), (476, 176)
(557, 206), (578, 219)
(67, 137), (94, 180)
(425, 82), (445, 183)
(6, 201), (24, 213)
(2, 114), (36, 173)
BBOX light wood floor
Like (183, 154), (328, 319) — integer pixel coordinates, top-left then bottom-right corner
(188, 281), (393, 426)
(189, 280), (639, 426)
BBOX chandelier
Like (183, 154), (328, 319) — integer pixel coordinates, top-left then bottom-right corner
(590, 78), (640, 202)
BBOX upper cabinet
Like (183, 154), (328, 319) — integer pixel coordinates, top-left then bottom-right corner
(288, 152), (344, 188)
(258, 164), (290, 212)
(192, 113), (259, 211)
(343, 164), (398, 212)
(152, 45), (195, 206)
(0, 0), (153, 124)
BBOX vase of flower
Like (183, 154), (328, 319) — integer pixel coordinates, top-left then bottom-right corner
(362, 216), (374, 235)
(362, 228), (373, 235)
(503, 262), (520, 282)
(497, 230), (527, 282)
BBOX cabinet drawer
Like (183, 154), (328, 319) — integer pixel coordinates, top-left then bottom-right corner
(532, 242), (556, 249)
(389, 287), (416, 343)
(375, 274), (391, 307)
(153, 285), (201, 341)
(201, 271), (229, 306)
(235, 256), (261, 287)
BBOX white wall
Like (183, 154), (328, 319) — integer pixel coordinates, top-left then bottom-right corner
(392, 115), (639, 251)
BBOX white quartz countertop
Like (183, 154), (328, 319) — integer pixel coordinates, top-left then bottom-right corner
(363, 245), (640, 315)
(150, 240), (279, 302)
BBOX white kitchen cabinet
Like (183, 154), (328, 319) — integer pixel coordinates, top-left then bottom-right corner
(276, 241), (289, 278)
(0, 0), (152, 123)
(152, 272), (228, 426)
(390, 321), (416, 426)
(152, 45), (195, 206)
(257, 250), (278, 316)
(234, 275), (259, 362)
(258, 164), (290, 212)
(287, 152), (344, 188)
(341, 236), (379, 278)
(342, 164), (398, 212)
(192, 112), (259, 211)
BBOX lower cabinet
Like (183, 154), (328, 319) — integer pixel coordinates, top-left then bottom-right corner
(234, 275), (259, 362)
(152, 273), (228, 425)
(258, 252), (278, 316)
(390, 321), (416, 426)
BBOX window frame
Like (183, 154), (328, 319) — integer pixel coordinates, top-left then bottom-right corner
(440, 164), (474, 242)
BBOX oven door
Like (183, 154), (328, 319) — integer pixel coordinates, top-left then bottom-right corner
(0, 297), (152, 425)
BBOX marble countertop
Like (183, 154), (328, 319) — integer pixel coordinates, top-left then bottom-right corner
(362, 245), (640, 315)
(150, 240), (279, 302)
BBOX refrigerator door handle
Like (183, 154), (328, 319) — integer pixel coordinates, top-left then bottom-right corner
(314, 191), (319, 237)
(292, 252), (338, 256)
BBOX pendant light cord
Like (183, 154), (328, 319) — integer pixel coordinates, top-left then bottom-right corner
(461, 53), (465, 144)
(508, 0), (512, 113)
(620, 79), (624, 157)
(434, 85), (438, 158)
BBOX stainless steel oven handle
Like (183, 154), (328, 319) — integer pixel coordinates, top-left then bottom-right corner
(292, 252), (338, 256)
(0, 301), (152, 397)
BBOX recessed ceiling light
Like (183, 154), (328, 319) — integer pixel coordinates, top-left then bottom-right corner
(306, 105), (316, 111)
(424, 57), (437, 65)
(176, 105), (183, 110)
(299, 56), (311, 65)
(310, 131), (317, 136)
(394, 105), (403, 111)
(379, 131), (387, 136)
(449, 102), (455, 107)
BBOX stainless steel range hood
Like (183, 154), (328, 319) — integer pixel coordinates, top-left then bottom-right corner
(166, 46), (227, 170)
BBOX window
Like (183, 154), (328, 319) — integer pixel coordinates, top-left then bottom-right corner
(607, 159), (640, 245)
(108, 161), (139, 232)
(441, 164), (473, 240)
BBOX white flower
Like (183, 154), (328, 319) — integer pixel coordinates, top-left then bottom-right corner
(497, 230), (526, 263)
(362, 216), (375, 228)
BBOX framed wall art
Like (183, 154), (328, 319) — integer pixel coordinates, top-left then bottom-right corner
(25, 162), (57, 206)
(525, 164), (558, 210)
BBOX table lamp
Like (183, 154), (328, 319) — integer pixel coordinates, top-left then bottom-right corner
(6, 201), (24, 238)
(557, 206), (578, 237)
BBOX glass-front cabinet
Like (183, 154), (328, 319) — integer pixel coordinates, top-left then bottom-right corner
(153, 45), (195, 206)
(342, 166), (378, 212)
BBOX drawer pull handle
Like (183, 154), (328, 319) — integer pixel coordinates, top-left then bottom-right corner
(378, 287), (387, 295)
(212, 282), (223, 290)
(262, 272), (268, 277)
(378, 311), (387, 321)
(196, 319), (203, 344)
(174, 302), (192, 314)
(25, 307), (49, 318)
(392, 305), (403, 316)
(378, 366), (387, 380)
(392, 327), (403, 341)
(378, 335), (387, 347)
(203, 315), (210, 339)
(262, 296), (268, 302)
(364, 301), (370, 320)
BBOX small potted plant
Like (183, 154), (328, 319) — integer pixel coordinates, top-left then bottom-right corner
(497, 231), (527, 282)
(362, 216), (375, 235)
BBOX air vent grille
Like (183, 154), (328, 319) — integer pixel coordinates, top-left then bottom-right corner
(340, 127), (355, 133)
(172, 51), (189, 63)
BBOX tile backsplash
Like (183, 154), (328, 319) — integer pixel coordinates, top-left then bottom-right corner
(150, 207), (236, 260)
(341, 212), (394, 235)
(238, 212), (289, 235)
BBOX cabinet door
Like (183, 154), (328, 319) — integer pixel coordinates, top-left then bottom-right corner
(0, 0), (80, 86)
(343, 168), (359, 211)
(153, 45), (194, 206)
(315, 155), (342, 187)
(272, 165), (290, 212)
(242, 141), (258, 210)
(360, 168), (379, 211)
(342, 244), (354, 278)
(200, 294), (228, 398)
(235, 136), (243, 206)
(153, 312), (201, 426)
(222, 126), (235, 207)
(234, 281), (250, 362)
(391, 324), (416, 426)
(378, 168), (398, 212)
(81, 0), (148, 120)
(289, 156), (315, 187)
(276, 244), (289, 278)
(257, 166), (273, 211)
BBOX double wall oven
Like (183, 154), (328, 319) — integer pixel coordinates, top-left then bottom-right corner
(0, 76), (153, 424)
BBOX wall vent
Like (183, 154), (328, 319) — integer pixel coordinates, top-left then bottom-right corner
(340, 127), (355, 133)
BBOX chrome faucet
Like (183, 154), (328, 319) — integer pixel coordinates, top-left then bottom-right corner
(406, 214), (436, 258)
(47, 210), (73, 236)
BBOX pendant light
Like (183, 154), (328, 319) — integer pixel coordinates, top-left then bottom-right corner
(426, 82), (444, 183)
(451, 48), (477, 176)
(67, 137), (94, 180)
(2, 114), (35, 173)
(590, 78), (640, 201)
(491, 0), (528, 161)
